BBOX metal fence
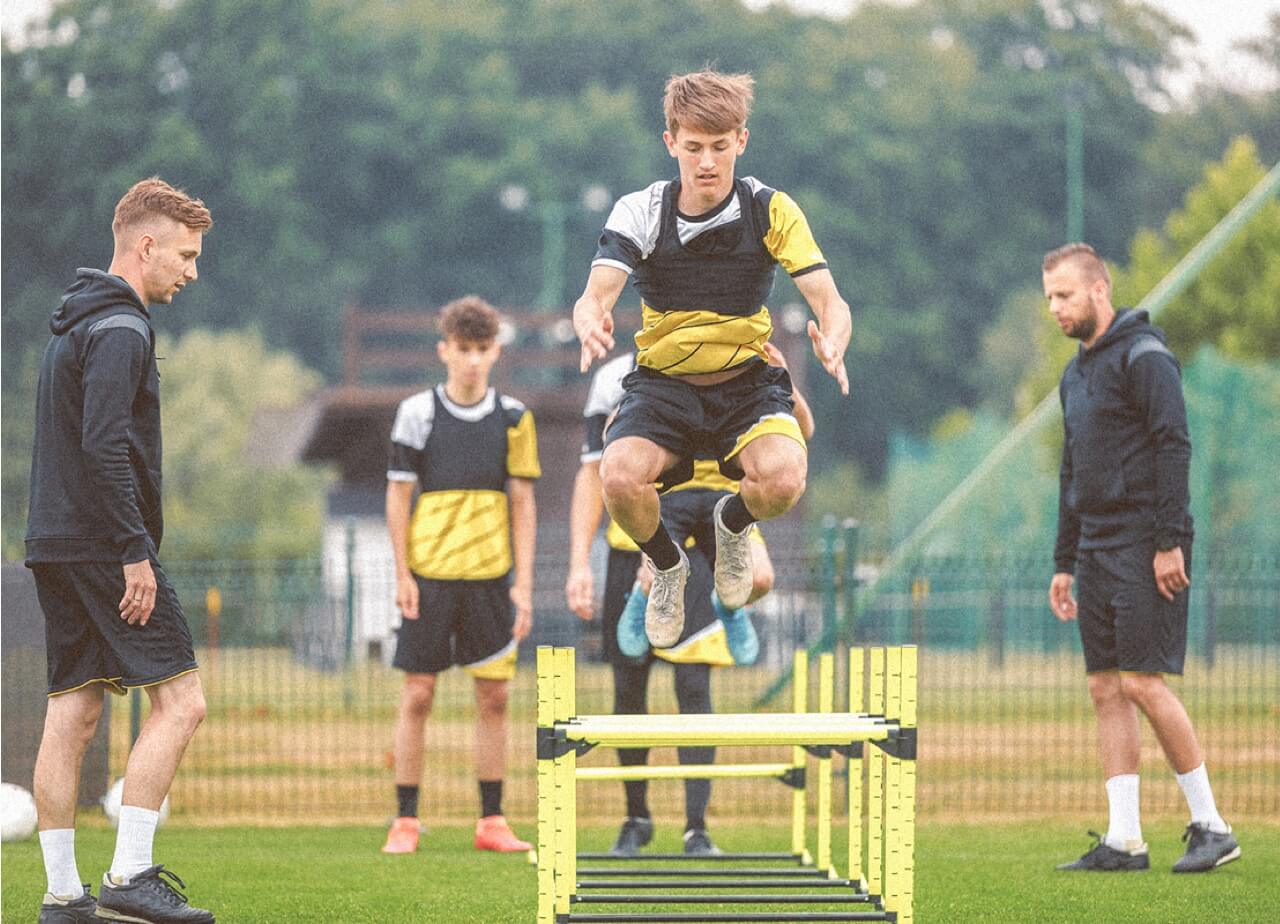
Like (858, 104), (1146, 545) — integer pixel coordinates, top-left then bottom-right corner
(109, 535), (1278, 828)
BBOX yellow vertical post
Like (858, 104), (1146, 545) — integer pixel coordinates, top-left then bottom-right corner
(817, 652), (834, 875)
(867, 647), (885, 898)
(884, 647), (904, 917)
(847, 646), (865, 886)
(553, 647), (578, 916)
(536, 647), (556, 924)
(899, 645), (918, 924)
(790, 650), (809, 860)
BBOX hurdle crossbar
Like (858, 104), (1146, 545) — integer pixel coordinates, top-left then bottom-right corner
(536, 644), (917, 923)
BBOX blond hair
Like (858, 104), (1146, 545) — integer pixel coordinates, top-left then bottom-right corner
(1042, 242), (1111, 288)
(113, 177), (212, 235)
(663, 69), (754, 136)
(438, 295), (501, 343)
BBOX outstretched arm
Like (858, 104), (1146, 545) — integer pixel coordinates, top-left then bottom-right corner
(573, 265), (628, 373)
(793, 268), (851, 395)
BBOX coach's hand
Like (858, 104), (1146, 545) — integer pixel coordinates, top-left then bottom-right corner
(1154, 547), (1190, 602)
(395, 570), (420, 621)
(120, 559), (158, 626)
(511, 584), (533, 641)
(574, 304), (615, 373)
(1049, 572), (1077, 622)
(566, 565), (595, 621)
(807, 320), (849, 395)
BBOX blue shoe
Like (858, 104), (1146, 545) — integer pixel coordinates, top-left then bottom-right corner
(712, 591), (759, 666)
(616, 584), (650, 658)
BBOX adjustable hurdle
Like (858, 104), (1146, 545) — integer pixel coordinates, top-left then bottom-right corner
(536, 645), (918, 923)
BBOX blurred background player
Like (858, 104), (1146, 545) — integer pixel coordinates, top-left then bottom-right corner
(1044, 244), (1238, 874)
(382, 297), (540, 856)
(565, 343), (815, 857)
(25, 178), (215, 924)
(572, 68), (852, 652)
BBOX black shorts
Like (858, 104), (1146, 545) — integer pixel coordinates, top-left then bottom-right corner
(393, 576), (516, 678)
(32, 559), (198, 697)
(605, 361), (802, 487)
(1076, 538), (1192, 674)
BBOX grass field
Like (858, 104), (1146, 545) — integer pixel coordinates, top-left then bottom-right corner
(4, 820), (1275, 922)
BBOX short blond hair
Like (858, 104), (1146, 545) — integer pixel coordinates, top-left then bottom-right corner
(438, 295), (501, 343)
(1042, 242), (1110, 288)
(663, 69), (754, 136)
(113, 177), (212, 236)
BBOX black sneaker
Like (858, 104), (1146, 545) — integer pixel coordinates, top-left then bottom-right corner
(609, 816), (654, 857)
(38, 885), (97, 922)
(683, 827), (723, 856)
(1055, 831), (1149, 871)
(1172, 822), (1240, 873)
(97, 865), (215, 923)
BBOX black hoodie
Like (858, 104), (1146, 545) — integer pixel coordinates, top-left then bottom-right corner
(1053, 308), (1194, 573)
(25, 269), (163, 565)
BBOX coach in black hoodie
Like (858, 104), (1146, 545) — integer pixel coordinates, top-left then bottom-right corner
(25, 178), (217, 924)
(1043, 244), (1238, 877)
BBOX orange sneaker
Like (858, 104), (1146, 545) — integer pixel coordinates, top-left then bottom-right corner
(381, 816), (420, 854)
(474, 815), (532, 852)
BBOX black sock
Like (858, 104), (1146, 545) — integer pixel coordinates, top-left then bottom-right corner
(479, 780), (503, 818)
(719, 494), (757, 534)
(396, 784), (419, 819)
(624, 781), (650, 820)
(638, 521), (681, 571)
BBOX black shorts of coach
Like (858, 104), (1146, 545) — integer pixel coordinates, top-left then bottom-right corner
(604, 360), (802, 489)
(1076, 537), (1193, 675)
(393, 575), (517, 679)
(32, 558), (199, 697)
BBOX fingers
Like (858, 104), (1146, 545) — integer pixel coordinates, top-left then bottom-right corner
(398, 584), (420, 620)
(118, 582), (156, 626)
(807, 321), (849, 395)
(578, 326), (615, 372)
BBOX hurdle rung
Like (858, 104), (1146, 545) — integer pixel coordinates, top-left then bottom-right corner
(562, 912), (893, 922)
(577, 878), (859, 889)
(578, 852), (803, 863)
(560, 713), (893, 748)
(576, 762), (793, 781)
(578, 867), (829, 878)
(573, 894), (874, 904)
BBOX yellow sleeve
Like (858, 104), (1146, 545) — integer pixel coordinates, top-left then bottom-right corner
(506, 410), (541, 479)
(763, 190), (827, 277)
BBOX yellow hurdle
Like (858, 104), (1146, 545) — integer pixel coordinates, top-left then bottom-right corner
(534, 645), (917, 923)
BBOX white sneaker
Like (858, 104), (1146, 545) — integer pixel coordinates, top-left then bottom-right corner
(713, 495), (754, 610)
(645, 547), (689, 648)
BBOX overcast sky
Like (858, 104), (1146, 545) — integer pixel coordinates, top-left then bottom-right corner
(4, 0), (1278, 94)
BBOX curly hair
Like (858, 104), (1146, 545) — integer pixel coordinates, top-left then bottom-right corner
(438, 295), (501, 343)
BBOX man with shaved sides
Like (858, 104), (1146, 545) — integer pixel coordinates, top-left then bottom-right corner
(26, 178), (216, 922)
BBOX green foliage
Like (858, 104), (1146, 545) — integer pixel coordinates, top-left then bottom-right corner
(1114, 136), (1280, 360)
(156, 327), (333, 559)
(8, 0), (1276, 480)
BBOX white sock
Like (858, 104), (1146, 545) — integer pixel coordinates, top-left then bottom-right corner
(109, 805), (160, 882)
(1104, 774), (1143, 851)
(1176, 763), (1229, 833)
(39, 828), (82, 898)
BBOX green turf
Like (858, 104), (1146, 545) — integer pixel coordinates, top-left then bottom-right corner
(4, 820), (1274, 922)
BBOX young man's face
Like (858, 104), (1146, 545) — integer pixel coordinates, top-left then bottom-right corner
(663, 125), (748, 206)
(1043, 260), (1106, 344)
(437, 336), (500, 392)
(139, 219), (203, 306)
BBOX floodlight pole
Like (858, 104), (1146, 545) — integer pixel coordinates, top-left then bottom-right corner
(537, 200), (567, 311)
(1066, 93), (1084, 242)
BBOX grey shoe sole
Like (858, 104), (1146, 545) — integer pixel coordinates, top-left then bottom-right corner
(1173, 844), (1241, 873)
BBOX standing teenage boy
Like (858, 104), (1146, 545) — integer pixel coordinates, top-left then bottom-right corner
(26, 178), (215, 924)
(382, 297), (539, 856)
(572, 68), (852, 648)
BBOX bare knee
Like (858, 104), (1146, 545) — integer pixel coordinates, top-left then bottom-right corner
(475, 680), (509, 720)
(1087, 672), (1124, 709)
(401, 675), (436, 717)
(1119, 673), (1165, 709)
